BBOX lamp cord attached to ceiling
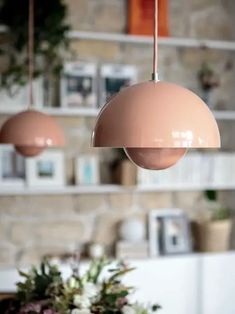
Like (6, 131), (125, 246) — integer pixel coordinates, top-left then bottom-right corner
(28, 0), (34, 109)
(152, 0), (159, 82)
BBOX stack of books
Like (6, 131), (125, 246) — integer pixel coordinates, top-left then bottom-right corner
(137, 152), (235, 188)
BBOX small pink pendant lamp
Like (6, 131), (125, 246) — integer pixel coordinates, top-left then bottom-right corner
(92, 0), (220, 170)
(0, 0), (65, 157)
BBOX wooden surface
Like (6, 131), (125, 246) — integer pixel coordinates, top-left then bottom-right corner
(0, 293), (15, 300)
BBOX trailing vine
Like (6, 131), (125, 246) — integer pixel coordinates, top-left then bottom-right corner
(0, 0), (71, 93)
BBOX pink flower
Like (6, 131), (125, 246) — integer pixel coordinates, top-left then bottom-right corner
(20, 302), (42, 313)
(43, 310), (57, 314)
(116, 297), (128, 308)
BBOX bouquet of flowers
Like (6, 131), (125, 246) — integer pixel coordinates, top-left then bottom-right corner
(0, 258), (161, 314)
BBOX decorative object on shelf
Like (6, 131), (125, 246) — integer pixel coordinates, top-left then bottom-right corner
(0, 78), (43, 111)
(113, 159), (137, 186)
(111, 149), (137, 186)
(25, 150), (65, 187)
(61, 61), (98, 109)
(116, 241), (149, 259)
(87, 242), (105, 259)
(137, 152), (235, 188)
(195, 192), (232, 252)
(128, 0), (169, 36)
(92, 0), (220, 170)
(99, 64), (137, 106)
(149, 209), (192, 256)
(119, 217), (146, 242)
(198, 62), (220, 109)
(198, 217), (232, 253)
(0, 0), (70, 95)
(0, 0), (65, 157)
(117, 217), (148, 259)
(0, 145), (25, 187)
(0, 259), (161, 314)
(75, 154), (100, 185)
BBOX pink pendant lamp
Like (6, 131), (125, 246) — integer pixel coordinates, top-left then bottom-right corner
(92, 0), (220, 170)
(0, 0), (65, 157)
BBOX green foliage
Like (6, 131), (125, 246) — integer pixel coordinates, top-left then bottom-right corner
(205, 190), (217, 202)
(211, 206), (231, 221)
(16, 259), (63, 304)
(1, 258), (161, 313)
(197, 61), (219, 92)
(83, 257), (110, 284)
(0, 0), (71, 91)
(204, 191), (231, 221)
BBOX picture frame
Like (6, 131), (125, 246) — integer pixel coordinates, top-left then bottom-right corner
(128, 0), (169, 36)
(75, 155), (100, 185)
(99, 64), (137, 107)
(149, 209), (192, 257)
(60, 61), (97, 109)
(25, 150), (65, 187)
(0, 145), (25, 187)
(0, 78), (43, 111)
(162, 215), (192, 254)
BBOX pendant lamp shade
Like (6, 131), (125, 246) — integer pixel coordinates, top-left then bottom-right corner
(0, 0), (65, 158)
(92, 0), (220, 170)
(92, 81), (220, 169)
(93, 81), (220, 148)
(0, 110), (65, 157)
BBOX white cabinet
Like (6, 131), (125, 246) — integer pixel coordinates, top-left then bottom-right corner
(124, 256), (200, 314)
(202, 252), (235, 314)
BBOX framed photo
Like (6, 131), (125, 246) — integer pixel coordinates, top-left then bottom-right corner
(128, 0), (169, 36)
(26, 150), (65, 187)
(99, 64), (137, 107)
(0, 145), (25, 187)
(163, 215), (192, 254)
(0, 78), (43, 111)
(75, 155), (100, 185)
(149, 209), (192, 257)
(61, 61), (97, 108)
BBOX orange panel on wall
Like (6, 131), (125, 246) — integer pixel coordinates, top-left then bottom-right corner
(128, 0), (169, 37)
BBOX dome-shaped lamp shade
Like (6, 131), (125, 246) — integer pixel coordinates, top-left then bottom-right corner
(92, 81), (220, 170)
(0, 110), (65, 157)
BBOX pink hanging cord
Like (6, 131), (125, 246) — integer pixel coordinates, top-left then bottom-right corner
(152, 0), (159, 81)
(28, 0), (34, 108)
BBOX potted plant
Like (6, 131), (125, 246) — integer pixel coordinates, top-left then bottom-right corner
(197, 190), (232, 252)
(0, 258), (161, 314)
(0, 0), (71, 106)
(110, 149), (137, 186)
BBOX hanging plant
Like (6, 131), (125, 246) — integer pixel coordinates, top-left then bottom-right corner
(0, 0), (71, 93)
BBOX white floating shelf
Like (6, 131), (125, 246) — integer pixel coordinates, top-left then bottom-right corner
(0, 185), (127, 196)
(0, 184), (234, 196)
(69, 31), (235, 51)
(45, 107), (99, 117)
(213, 110), (235, 120)
(1, 108), (235, 120)
(0, 107), (100, 117)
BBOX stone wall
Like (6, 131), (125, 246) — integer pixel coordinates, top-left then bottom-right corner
(0, 0), (235, 267)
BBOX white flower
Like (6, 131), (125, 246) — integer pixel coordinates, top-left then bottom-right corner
(71, 309), (91, 314)
(73, 294), (91, 309)
(68, 277), (79, 289)
(71, 310), (80, 314)
(83, 282), (99, 299)
(122, 305), (136, 314)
